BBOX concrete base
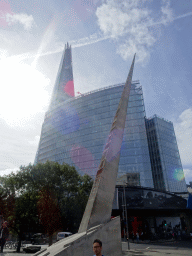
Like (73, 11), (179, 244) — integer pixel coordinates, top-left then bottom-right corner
(34, 216), (122, 256)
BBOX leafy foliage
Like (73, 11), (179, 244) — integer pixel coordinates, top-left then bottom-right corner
(0, 161), (93, 249)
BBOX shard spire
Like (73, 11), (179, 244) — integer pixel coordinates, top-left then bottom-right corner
(78, 54), (136, 233)
(49, 42), (74, 109)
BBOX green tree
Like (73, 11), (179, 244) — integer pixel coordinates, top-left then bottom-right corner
(37, 187), (62, 245)
(0, 175), (39, 252)
(13, 192), (39, 252)
(59, 174), (93, 232)
(0, 161), (93, 250)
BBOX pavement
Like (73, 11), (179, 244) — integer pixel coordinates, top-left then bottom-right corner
(0, 240), (192, 255)
(122, 240), (192, 255)
(0, 244), (48, 256)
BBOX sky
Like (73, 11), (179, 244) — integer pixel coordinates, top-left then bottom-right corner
(0, 0), (192, 184)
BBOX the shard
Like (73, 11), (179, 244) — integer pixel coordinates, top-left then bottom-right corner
(49, 42), (74, 109)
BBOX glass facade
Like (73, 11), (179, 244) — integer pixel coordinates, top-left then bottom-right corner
(145, 115), (187, 193)
(35, 82), (154, 188)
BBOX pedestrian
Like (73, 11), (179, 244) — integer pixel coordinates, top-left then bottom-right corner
(178, 230), (181, 241)
(136, 232), (139, 243)
(175, 231), (178, 241)
(141, 231), (144, 241)
(0, 221), (9, 253)
(93, 239), (104, 256)
(131, 231), (135, 243)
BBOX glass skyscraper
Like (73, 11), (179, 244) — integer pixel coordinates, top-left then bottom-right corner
(145, 116), (187, 192)
(36, 81), (154, 188)
(35, 43), (186, 193)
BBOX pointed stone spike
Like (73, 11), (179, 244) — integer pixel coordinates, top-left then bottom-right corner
(125, 53), (136, 85)
(78, 54), (136, 233)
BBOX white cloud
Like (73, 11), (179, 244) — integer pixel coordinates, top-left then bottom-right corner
(160, 0), (174, 25)
(6, 13), (34, 30)
(95, 0), (174, 62)
(28, 136), (40, 146)
(174, 108), (192, 166)
(183, 169), (192, 184)
(0, 117), (42, 172)
(7, 8), (192, 63)
(174, 11), (192, 21)
(0, 167), (19, 177)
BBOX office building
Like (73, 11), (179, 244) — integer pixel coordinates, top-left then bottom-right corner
(35, 44), (153, 188)
(145, 115), (187, 192)
(35, 44), (187, 193)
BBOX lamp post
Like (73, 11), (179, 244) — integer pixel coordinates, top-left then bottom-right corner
(118, 190), (126, 242)
(123, 183), (130, 250)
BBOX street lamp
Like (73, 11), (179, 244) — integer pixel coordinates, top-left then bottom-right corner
(123, 183), (130, 250)
(118, 190), (126, 242)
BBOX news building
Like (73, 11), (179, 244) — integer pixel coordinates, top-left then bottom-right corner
(35, 44), (191, 236)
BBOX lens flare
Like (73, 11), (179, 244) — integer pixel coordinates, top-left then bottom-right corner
(0, 0), (13, 27)
(50, 106), (80, 134)
(70, 145), (96, 176)
(64, 80), (75, 97)
(104, 128), (124, 162)
(173, 169), (185, 181)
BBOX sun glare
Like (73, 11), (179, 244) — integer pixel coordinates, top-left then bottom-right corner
(0, 56), (50, 127)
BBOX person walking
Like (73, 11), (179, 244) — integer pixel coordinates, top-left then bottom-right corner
(136, 232), (139, 243)
(131, 231), (135, 243)
(93, 239), (104, 256)
(178, 230), (181, 241)
(0, 221), (9, 253)
(141, 231), (144, 241)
